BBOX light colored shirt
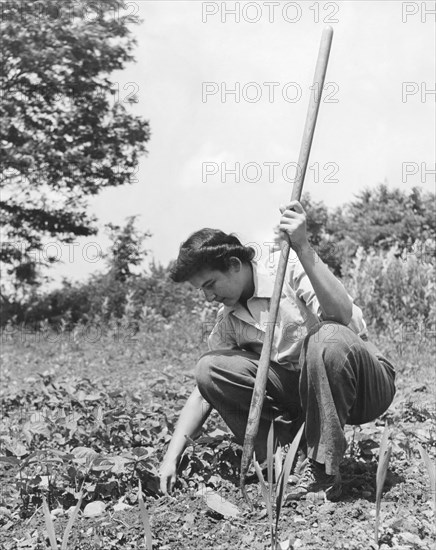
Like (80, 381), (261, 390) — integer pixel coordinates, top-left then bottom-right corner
(208, 250), (368, 370)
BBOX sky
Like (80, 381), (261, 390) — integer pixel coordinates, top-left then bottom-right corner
(52, 0), (435, 284)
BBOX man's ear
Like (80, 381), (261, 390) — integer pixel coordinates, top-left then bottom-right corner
(229, 257), (242, 272)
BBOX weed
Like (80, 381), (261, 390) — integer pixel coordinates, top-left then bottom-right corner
(254, 422), (305, 550)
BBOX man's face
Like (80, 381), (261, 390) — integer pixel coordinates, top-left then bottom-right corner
(189, 264), (245, 307)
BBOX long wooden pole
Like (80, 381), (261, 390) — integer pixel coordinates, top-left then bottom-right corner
(240, 26), (334, 502)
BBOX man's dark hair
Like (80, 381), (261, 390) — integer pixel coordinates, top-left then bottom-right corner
(170, 228), (255, 282)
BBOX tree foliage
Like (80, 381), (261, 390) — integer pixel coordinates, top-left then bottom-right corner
(326, 184), (435, 264)
(1, 216), (204, 327)
(105, 216), (150, 283)
(0, 0), (150, 291)
(303, 185), (435, 275)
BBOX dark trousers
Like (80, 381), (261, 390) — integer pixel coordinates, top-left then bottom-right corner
(195, 322), (396, 475)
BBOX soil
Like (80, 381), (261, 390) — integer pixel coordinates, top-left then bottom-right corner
(0, 324), (435, 549)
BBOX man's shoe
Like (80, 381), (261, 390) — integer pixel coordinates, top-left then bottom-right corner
(287, 450), (308, 485)
(286, 459), (342, 502)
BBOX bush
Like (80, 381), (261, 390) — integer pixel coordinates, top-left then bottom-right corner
(0, 216), (210, 327)
(1, 262), (207, 328)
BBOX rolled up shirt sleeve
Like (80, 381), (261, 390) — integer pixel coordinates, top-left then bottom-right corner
(288, 257), (324, 321)
(288, 255), (368, 339)
(347, 302), (368, 339)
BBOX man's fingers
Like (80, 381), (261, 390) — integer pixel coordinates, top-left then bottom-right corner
(289, 200), (304, 213)
(159, 476), (168, 495)
(279, 200), (304, 215)
(160, 474), (176, 496)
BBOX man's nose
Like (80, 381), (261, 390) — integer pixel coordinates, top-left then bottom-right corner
(202, 289), (216, 302)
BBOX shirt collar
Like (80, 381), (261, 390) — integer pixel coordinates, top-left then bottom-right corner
(221, 260), (275, 316)
(251, 259), (275, 298)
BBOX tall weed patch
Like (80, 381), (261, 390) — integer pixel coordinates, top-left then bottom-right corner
(343, 241), (435, 335)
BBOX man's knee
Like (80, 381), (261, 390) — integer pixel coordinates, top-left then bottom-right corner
(196, 349), (258, 390)
(303, 322), (361, 365)
(195, 354), (216, 392)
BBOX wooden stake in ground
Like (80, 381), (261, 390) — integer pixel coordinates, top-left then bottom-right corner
(240, 26), (334, 503)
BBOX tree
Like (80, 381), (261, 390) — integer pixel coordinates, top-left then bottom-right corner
(105, 215), (150, 283)
(325, 184), (436, 274)
(0, 0), (150, 297)
(271, 185), (435, 277)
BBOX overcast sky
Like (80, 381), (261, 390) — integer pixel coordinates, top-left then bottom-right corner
(52, 0), (435, 284)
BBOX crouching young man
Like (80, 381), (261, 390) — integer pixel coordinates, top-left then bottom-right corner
(159, 201), (396, 501)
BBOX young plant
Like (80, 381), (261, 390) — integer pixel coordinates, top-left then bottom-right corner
(253, 457), (274, 548)
(375, 424), (392, 544)
(42, 494), (58, 550)
(417, 443), (436, 514)
(60, 492), (83, 550)
(275, 422), (305, 535)
(42, 492), (83, 550)
(253, 422), (305, 550)
(39, 449), (94, 549)
(138, 479), (153, 549)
